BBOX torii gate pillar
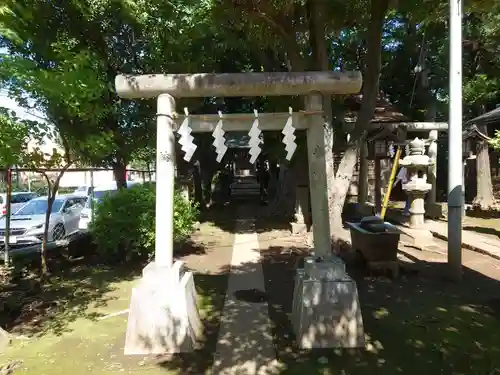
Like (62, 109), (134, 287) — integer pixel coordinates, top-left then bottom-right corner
(116, 71), (365, 354)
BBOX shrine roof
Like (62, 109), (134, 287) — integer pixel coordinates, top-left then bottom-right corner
(467, 107), (500, 126)
(463, 124), (491, 141)
(343, 93), (409, 123)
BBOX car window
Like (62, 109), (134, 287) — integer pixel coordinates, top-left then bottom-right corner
(14, 199), (64, 215)
(10, 195), (21, 204)
(0, 195), (4, 204)
(63, 198), (85, 211)
(11, 193), (32, 203)
(63, 199), (76, 211)
(74, 197), (87, 207)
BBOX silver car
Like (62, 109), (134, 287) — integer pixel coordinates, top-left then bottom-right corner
(0, 192), (38, 216)
(0, 194), (87, 247)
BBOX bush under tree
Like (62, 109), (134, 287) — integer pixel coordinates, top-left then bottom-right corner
(89, 183), (199, 262)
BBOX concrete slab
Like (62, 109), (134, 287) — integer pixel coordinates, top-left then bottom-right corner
(292, 257), (365, 349)
(379, 204), (500, 261)
(124, 261), (202, 355)
(212, 213), (280, 375)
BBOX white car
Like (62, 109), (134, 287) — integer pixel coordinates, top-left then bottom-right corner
(78, 181), (140, 231)
(0, 192), (38, 216)
(0, 194), (87, 247)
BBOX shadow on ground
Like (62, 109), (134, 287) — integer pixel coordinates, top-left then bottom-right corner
(259, 227), (500, 373)
(0, 237), (140, 337)
(463, 225), (500, 238)
(6, 202), (500, 374)
(157, 202), (500, 374)
(199, 198), (292, 235)
(466, 207), (500, 219)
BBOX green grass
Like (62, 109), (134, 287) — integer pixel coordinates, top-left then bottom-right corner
(278, 303), (500, 375)
(2, 243), (500, 374)
(3, 269), (500, 375)
(0, 261), (228, 375)
(0, 262), (159, 375)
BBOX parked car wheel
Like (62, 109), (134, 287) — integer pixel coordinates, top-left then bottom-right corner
(52, 224), (66, 241)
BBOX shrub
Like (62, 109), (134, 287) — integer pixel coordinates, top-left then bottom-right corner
(89, 183), (199, 262)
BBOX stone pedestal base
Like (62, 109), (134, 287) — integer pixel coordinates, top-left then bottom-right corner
(425, 203), (443, 219)
(124, 261), (203, 355)
(291, 256), (364, 349)
(403, 228), (434, 249)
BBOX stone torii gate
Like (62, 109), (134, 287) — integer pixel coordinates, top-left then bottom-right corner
(115, 71), (365, 354)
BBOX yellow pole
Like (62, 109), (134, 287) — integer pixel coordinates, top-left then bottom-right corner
(380, 146), (402, 219)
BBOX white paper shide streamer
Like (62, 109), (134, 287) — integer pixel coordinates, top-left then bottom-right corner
(248, 109), (262, 164)
(212, 111), (228, 163)
(177, 107), (197, 162)
(282, 107), (297, 160)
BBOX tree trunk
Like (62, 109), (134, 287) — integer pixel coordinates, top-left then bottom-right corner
(192, 160), (203, 207)
(3, 168), (12, 267)
(329, 0), (390, 232)
(147, 162), (152, 181)
(474, 124), (495, 208)
(494, 151), (500, 177)
(40, 166), (70, 277)
(40, 191), (54, 276)
(113, 160), (127, 189)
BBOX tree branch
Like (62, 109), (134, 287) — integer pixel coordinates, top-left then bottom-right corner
(59, 136), (73, 166)
(53, 163), (72, 193)
(350, 0), (390, 142)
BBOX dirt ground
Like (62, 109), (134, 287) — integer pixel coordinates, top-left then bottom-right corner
(0, 211), (238, 375)
(2, 203), (500, 374)
(256, 215), (500, 374)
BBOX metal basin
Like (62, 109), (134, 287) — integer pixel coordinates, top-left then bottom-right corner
(345, 220), (401, 262)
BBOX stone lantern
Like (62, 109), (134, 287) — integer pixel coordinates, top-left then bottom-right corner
(399, 137), (434, 230)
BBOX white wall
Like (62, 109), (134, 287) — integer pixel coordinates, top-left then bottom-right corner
(58, 170), (115, 187)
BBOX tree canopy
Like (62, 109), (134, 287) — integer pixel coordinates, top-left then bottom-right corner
(1, 0), (500, 217)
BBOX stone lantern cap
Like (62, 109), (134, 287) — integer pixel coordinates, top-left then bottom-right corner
(408, 137), (425, 155)
(399, 137), (434, 167)
(402, 180), (432, 192)
(399, 154), (434, 167)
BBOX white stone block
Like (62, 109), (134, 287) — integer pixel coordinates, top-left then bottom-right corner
(124, 263), (202, 355)
(180, 271), (203, 341)
(292, 261), (365, 349)
(303, 256), (346, 280)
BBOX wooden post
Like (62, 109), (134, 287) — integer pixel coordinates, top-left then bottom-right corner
(89, 170), (95, 219)
(4, 168), (12, 266)
(427, 130), (438, 205)
(380, 147), (402, 219)
(374, 157), (382, 213)
(358, 142), (368, 204)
